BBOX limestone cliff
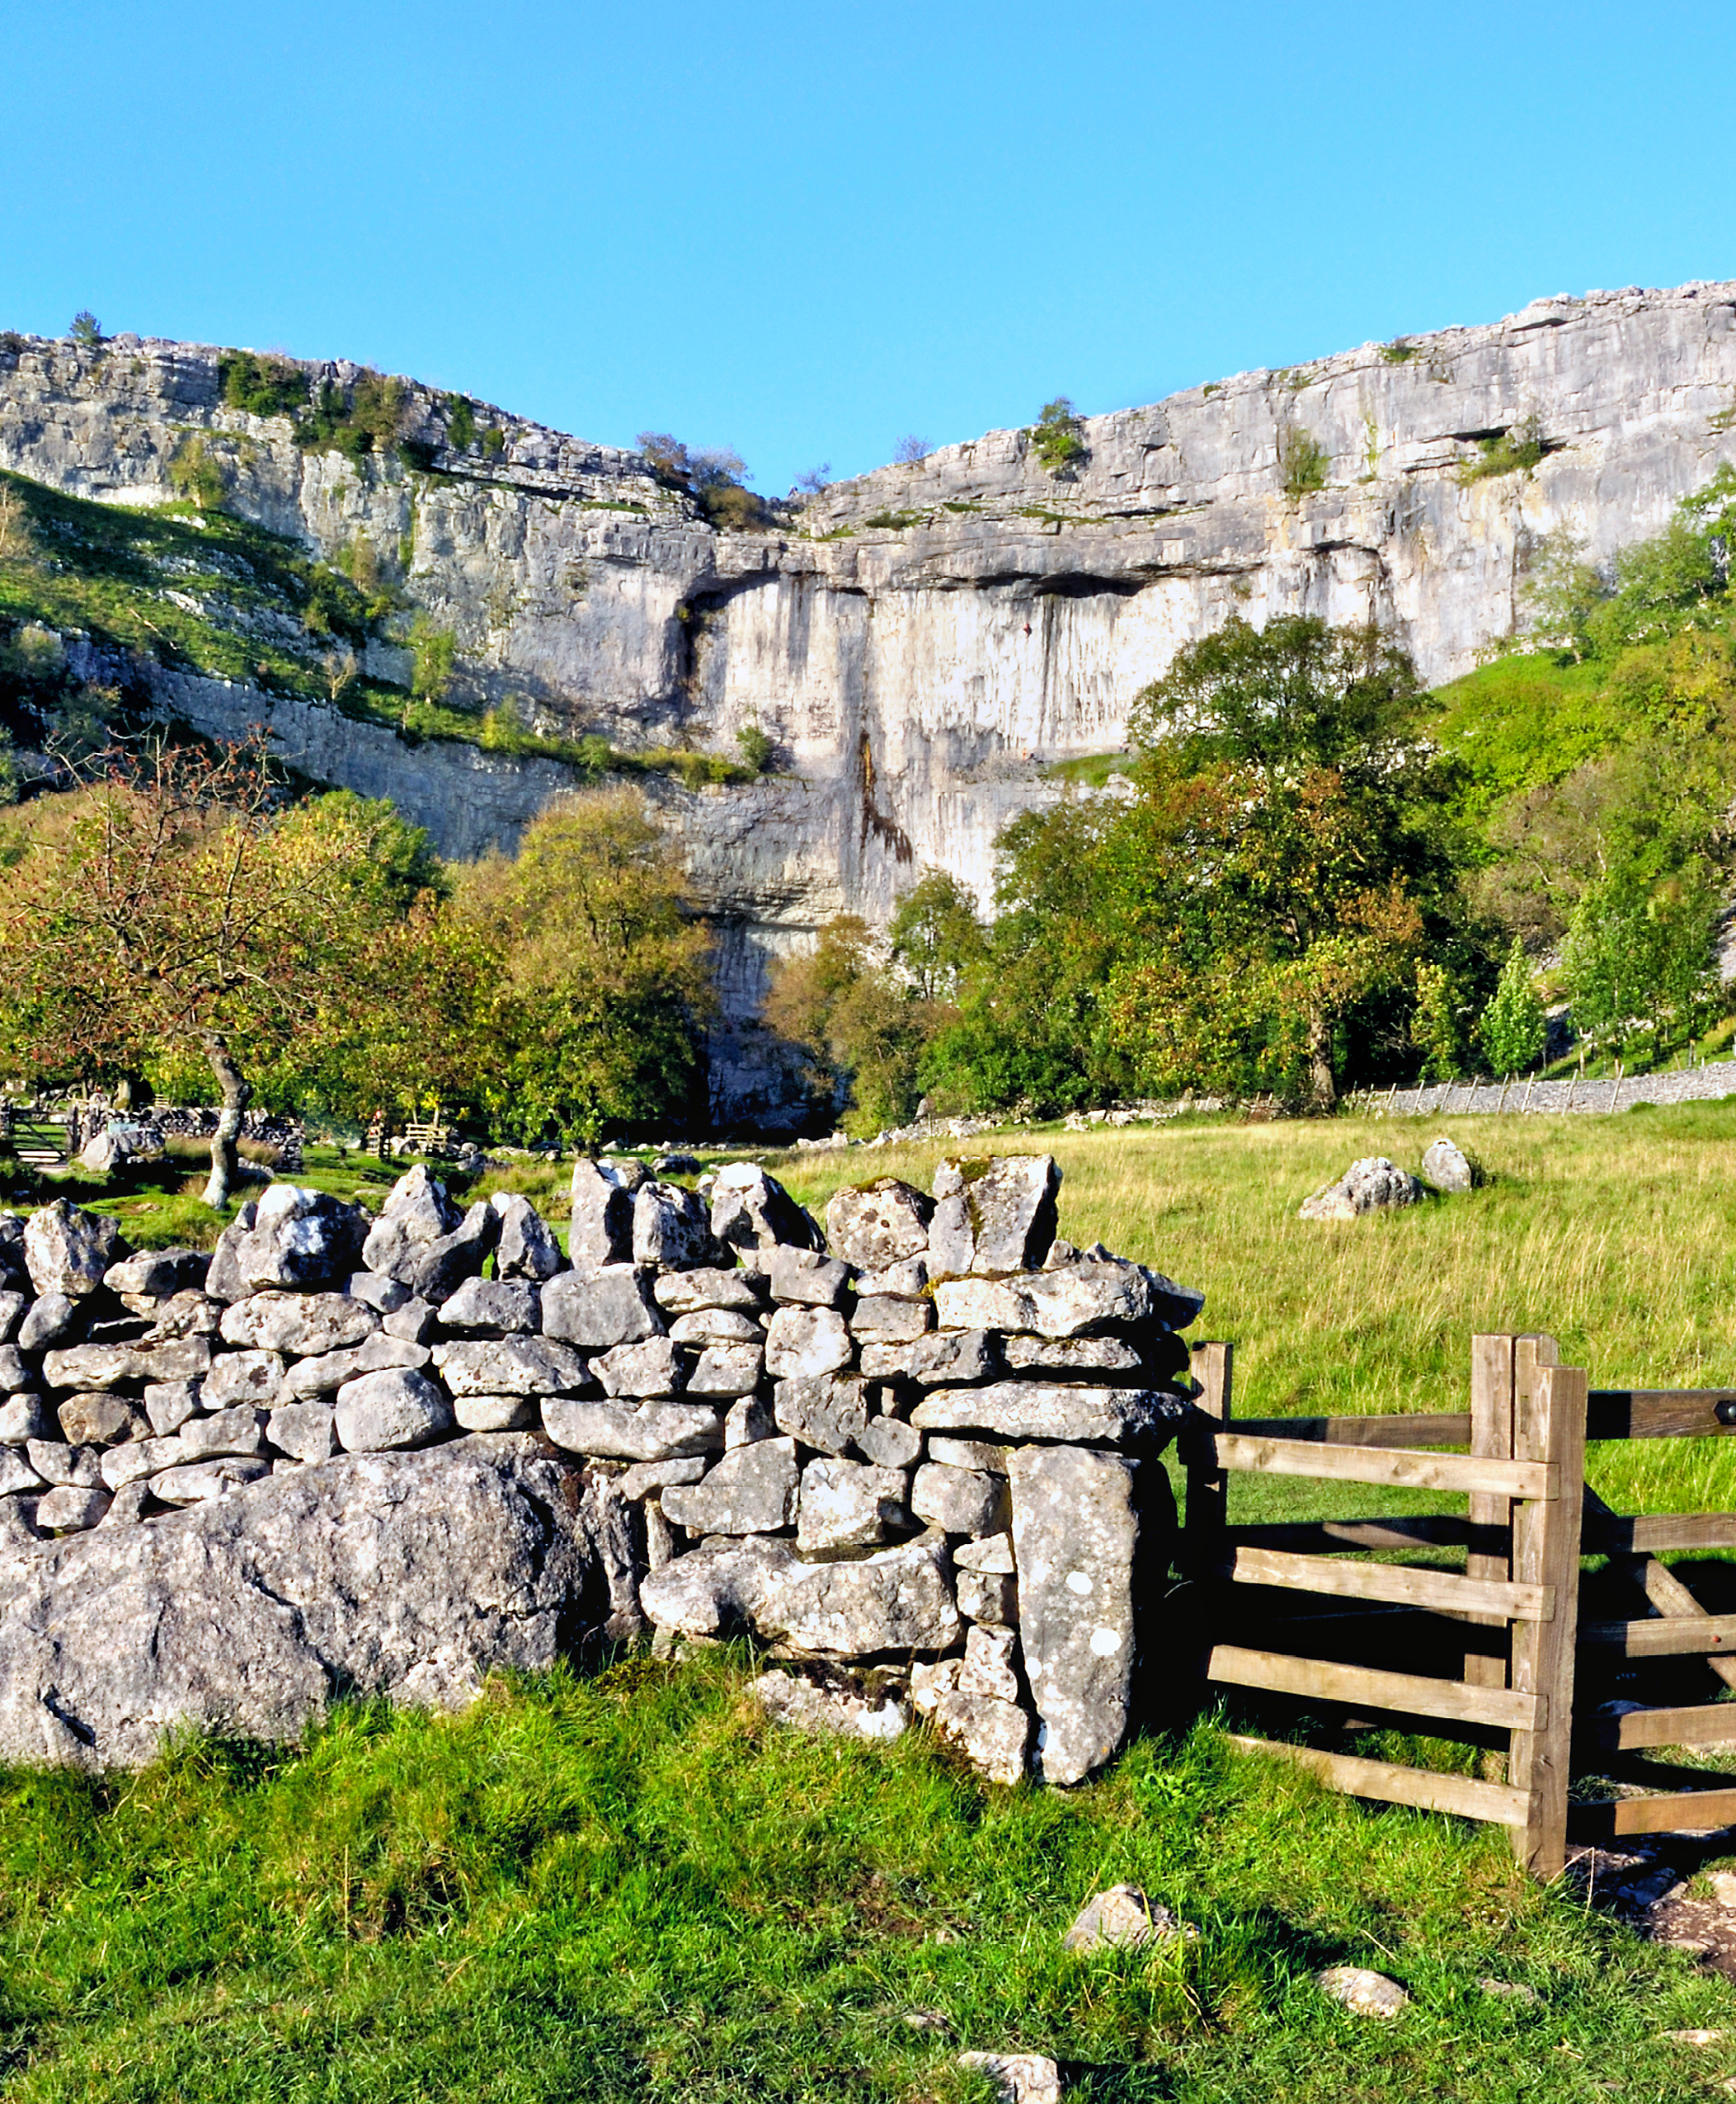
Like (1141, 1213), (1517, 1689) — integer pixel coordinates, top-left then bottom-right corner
(3, 282), (1734, 1120)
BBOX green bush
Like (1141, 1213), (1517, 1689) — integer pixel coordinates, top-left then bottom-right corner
(1380, 341), (1417, 364)
(166, 433), (228, 511)
(408, 616), (457, 703)
(1278, 426), (1328, 497)
(1030, 396), (1087, 473)
(445, 395), (478, 450)
(68, 310), (103, 348)
(219, 351), (308, 421)
(1478, 936), (1547, 1074)
(736, 722), (774, 774)
(482, 426), (506, 456)
(298, 373), (408, 460)
(1459, 412), (1545, 485)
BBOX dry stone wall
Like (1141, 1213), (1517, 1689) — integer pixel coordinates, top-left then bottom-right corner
(0, 1155), (1201, 1782)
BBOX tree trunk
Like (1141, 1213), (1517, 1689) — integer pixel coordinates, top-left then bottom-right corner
(1306, 1009), (1337, 1111)
(200, 1030), (252, 1211)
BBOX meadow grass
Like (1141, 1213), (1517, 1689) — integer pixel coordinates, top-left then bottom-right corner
(7, 1112), (1736, 2096)
(2, 1656), (1732, 2103)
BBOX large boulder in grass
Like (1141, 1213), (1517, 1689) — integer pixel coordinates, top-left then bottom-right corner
(23, 1202), (125, 1299)
(1298, 1156), (1423, 1221)
(0, 1437), (626, 1767)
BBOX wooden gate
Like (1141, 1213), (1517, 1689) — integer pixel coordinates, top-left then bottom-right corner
(1182, 1336), (1589, 1877)
(1572, 1371), (1736, 1841)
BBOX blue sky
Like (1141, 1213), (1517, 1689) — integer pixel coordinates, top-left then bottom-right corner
(3, 1), (1731, 493)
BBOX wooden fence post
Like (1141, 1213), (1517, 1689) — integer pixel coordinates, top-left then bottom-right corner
(1465, 1335), (1516, 1687)
(1183, 1342), (1233, 1580)
(1508, 1348), (1587, 1878)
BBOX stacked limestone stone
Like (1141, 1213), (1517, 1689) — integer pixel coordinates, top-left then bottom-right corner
(0, 1153), (1202, 1784)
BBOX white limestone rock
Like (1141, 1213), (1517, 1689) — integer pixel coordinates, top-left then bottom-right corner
(750, 1669), (907, 1742)
(541, 1396), (723, 1462)
(1422, 1136), (1477, 1193)
(1009, 1444), (1141, 1786)
(823, 1179), (934, 1272)
(592, 1337), (685, 1399)
(542, 1264), (665, 1349)
(334, 1368), (454, 1453)
(764, 1305), (853, 1381)
(23, 1202), (125, 1299)
(958, 1622), (1020, 1702)
(934, 1694), (1032, 1787)
(568, 1158), (642, 1272)
(708, 1163), (821, 1257)
(661, 1438), (799, 1536)
(756, 1537), (960, 1657)
(219, 1292), (379, 1356)
(433, 1335), (590, 1398)
(912, 1462), (1009, 1537)
(436, 1278), (542, 1335)
(1299, 1156), (1423, 1220)
(360, 1165), (461, 1283)
(773, 1375), (870, 1457)
(796, 1457), (908, 1551)
(632, 1181), (713, 1271)
(654, 1267), (763, 1316)
(687, 1343), (764, 1397)
(41, 1337), (213, 1392)
(912, 1383), (1185, 1447)
(490, 1192), (566, 1280)
(933, 1260), (1202, 1339)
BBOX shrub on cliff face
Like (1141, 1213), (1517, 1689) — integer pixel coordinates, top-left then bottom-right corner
(219, 351), (308, 421)
(1278, 425), (1328, 497)
(167, 434), (228, 511)
(1030, 397), (1086, 474)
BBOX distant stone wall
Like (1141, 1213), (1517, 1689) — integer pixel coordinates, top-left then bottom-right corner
(1348, 1061), (1736, 1119)
(0, 1154), (1197, 1786)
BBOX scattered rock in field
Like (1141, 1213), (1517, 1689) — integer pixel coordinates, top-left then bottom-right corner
(1422, 1136), (1478, 1193)
(1062, 1883), (1190, 1952)
(956, 2051), (1061, 2104)
(1298, 1157), (1423, 1221)
(1658, 2027), (1727, 2045)
(1315, 1965), (1410, 2017)
(1477, 1978), (1541, 2004)
(902, 2008), (953, 2034)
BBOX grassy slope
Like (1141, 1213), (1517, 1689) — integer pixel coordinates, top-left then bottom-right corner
(2, 1662), (1730, 2104)
(8, 1113), (1736, 2097)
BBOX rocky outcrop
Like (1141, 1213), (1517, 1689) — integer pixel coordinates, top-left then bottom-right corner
(4, 286), (1735, 1118)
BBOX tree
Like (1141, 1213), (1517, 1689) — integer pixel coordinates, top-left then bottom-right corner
(1109, 615), (1477, 1104)
(736, 723), (774, 775)
(68, 312), (103, 348)
(454, 788), (713, 1146)
(1030, 398), (1086, 473)
(795, 463), (831, 496)
(1560, 872), (1722, 1064)
(764, 915), (934, 1135)
(887, 868), (986, 1001)
(0, 743), (435, 1206)
(894, 435), (931, 464)
(1477, 937), (1547, 1075)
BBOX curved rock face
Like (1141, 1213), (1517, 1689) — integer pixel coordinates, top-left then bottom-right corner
(5, 285), (1735, 1118)
(0, 1435), (613, 1768)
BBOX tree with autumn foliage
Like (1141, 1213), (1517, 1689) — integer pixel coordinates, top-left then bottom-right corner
(0, 740), (451, 1205)
(452, 787), (714, 1147)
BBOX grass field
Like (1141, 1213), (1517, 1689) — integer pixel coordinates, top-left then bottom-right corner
(7, 1108), (1736, 2101)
